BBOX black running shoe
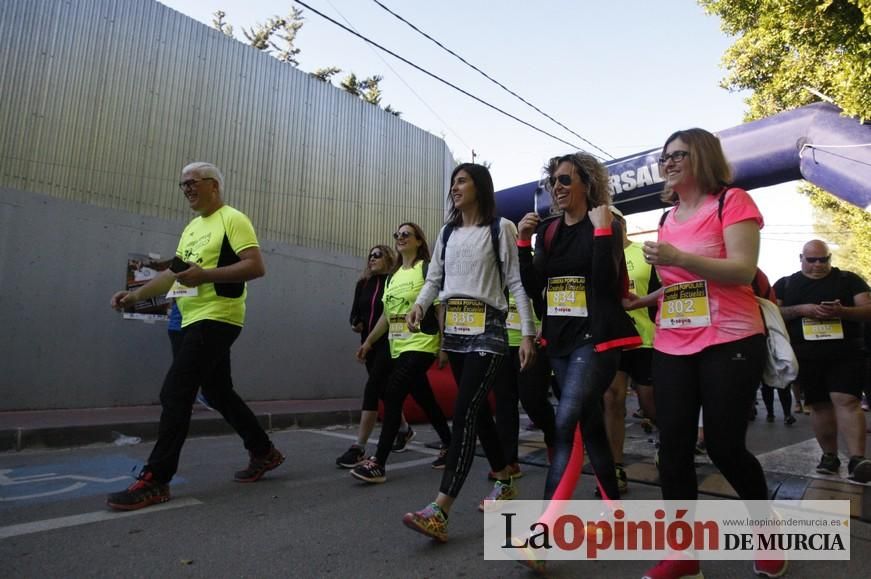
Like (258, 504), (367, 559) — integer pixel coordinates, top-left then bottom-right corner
(336, 445), (366, 468)
(431, 447), (448, 469)
(351, 458), (386, 483)
(392, 427), (415, 453)
(234, 445), (285, 482)
(106, 469), (170, 511)
(815, 452), (841, 475)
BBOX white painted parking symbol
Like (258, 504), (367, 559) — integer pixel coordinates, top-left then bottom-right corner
(0, 469), (129, 501)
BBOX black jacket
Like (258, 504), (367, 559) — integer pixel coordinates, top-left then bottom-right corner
(519, 214), (640, 356)
(350, 274), (389, 345)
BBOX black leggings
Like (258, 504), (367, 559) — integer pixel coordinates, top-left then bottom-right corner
(361, 342), (449, 436)
(653, 334), (768, 501)
(439, 351), (506, 498)
(361, 341), (392, 411)
(761, 384), (793, 417)
(374, 351), (451, 465)
(493, 346), (556, 462)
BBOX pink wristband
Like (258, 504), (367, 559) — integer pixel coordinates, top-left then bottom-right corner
(516, 239), (532, 248)
(594, 227), (613, 237)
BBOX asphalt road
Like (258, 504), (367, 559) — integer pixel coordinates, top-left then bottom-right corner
(2, 424), (870, 578)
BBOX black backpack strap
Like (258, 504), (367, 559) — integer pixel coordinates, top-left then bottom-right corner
(658, 209), (670, 228)
(717, 187), (728, 221)
(490, 219), (503, 287)
(439, 224), (454, 291)
(659, 188), (727, 228)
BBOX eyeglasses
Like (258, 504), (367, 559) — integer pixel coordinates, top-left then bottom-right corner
(658, 151), (689, 166)
(393, 231), (415, 240)
(178, 177), (214, 191)
(804, 255), (831, 264)
(548, 174), (573, 188)
(368, 251), (383, 260)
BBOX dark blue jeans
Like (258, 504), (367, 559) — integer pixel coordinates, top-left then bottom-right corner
(546, 344), (620, 500)
(148, 320), (272, 483)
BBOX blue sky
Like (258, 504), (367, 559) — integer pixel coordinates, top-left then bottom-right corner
(158, 0), (820, 281)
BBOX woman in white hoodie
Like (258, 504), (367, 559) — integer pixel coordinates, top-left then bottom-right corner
(401, 163), (537, 543)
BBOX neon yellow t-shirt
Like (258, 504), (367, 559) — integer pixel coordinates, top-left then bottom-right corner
(506, 294), (540, 347)
(383, 261), (440, 358)
(624, 241), (655, 348)
(175, 205), (259, 328)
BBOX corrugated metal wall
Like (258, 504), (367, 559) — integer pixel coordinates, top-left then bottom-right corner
(0, 0), (452, 254)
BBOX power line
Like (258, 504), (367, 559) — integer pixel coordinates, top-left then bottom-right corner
(293, 0), (594, 155)
(321, 0), (473, 154)
(370, 0), (614, 160)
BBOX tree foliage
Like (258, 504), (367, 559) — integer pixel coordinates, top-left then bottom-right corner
(310, 67), (342, 83)
(215, 9), (399, 116)
(212, 10), (233, 38)
(241, 8), (304, 66)
(701, 0), (871, 280)
(701, 0), (870, 121)
(805, 185), (871, 278)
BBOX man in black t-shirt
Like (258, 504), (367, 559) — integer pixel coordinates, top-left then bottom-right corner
(774, 240), (871, 484)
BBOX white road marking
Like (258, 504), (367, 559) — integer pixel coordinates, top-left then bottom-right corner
(281, 456), (441, 491)
(284, 430), (445, 490)
(302, 429), (442, 457)
(0, 497), (203, 540)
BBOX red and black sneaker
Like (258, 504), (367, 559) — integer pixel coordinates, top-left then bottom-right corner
(106, 469), (170, 511)
(234, 445), (285, 482)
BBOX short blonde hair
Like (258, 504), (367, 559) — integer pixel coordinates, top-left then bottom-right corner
(660, 129), (731, 204)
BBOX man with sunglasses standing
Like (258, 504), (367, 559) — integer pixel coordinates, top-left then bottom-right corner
(106, 162), (284, 511)
(774, 239), (871, 483)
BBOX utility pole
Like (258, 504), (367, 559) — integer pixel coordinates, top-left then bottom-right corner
(471, 149), (476, 164)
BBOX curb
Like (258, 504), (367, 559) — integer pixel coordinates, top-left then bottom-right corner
(0, 409), (361, 452)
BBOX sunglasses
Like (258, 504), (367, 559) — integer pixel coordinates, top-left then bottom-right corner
(804, 255), (831, 264)
(657, 150), (689, 165)
(368, 251), (383, 260)
(548, 174), (573, 188)
(393, 231), (415, 240)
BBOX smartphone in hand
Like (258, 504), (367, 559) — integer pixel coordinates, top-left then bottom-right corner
(820, 300), (838, 307)
(169, 256), (190, 273)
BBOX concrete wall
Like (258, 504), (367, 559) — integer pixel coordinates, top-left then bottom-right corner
(0, 187), (365, 411)
(0, 0), (451, 256)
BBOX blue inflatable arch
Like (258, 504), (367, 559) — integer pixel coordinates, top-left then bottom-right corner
(495, 103), (871, 220)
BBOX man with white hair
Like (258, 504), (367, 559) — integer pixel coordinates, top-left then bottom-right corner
(774, 239), (871, 484)
(107, 162), (284, 510)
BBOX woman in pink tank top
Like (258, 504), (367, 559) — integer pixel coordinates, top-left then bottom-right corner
(636, 128), (784, 579)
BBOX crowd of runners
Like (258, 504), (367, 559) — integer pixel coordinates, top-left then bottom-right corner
(105, 127), (871, 579)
